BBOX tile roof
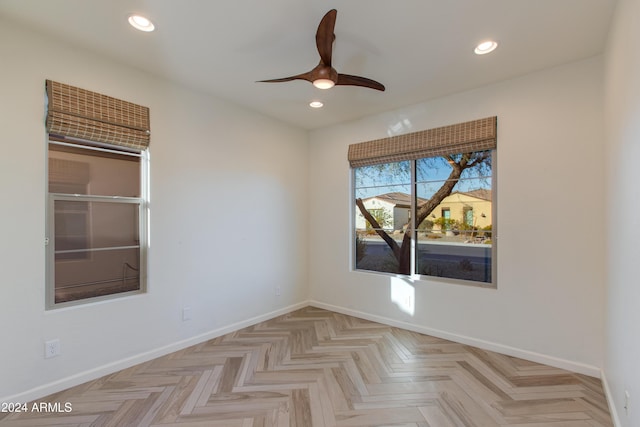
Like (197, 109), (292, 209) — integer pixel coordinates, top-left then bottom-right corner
(365, 189), (491, 206)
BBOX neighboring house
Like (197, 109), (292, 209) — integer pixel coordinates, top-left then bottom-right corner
(355, 192), (416, 231)
(432, 189), (492, 231)
(356, 189), (491, 232)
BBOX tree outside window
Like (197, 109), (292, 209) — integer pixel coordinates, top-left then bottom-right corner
(354, 150), (494, 284)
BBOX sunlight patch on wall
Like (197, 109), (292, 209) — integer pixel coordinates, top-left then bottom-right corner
(390, 277), (415, 316)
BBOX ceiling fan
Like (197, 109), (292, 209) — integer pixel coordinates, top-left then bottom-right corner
(258, 9), (385, 91)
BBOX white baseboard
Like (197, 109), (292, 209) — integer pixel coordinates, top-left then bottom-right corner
(1, 301), (308, 405)
(309, 300), (602, 378)
(600, 369), (622, 427)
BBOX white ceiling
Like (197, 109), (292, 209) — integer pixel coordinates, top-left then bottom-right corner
(0, 0), (616, 130)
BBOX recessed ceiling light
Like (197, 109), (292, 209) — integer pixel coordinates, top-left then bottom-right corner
(474, 40), (498, 55)
(128, 14), (155, 32)
(309, 101), (324, 108)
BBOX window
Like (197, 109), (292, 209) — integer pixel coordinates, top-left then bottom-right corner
(441, 208), (452, 230)
(463, 207), (473, 227)
(349, 117), (496, 286)
(45, 80), (150, 307)
(48, 143), (147, 304)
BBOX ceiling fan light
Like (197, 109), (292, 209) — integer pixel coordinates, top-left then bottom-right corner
(313, 79), (335, 89)
(128, 14), (155, 32)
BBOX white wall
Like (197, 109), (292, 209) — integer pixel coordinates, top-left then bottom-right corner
(0, 18), (308, 401)
(308, 56), (606, 375)
(604, 0), (640, 425)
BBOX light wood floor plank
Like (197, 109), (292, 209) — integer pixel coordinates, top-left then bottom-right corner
(3, 306), (613, 426)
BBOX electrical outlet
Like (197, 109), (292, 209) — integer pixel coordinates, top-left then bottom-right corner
(275, 286), (281, 296)
(44, 339), (60, 359)
(182, 307), (192, 321)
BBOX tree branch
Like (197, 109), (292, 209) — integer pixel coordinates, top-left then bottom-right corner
(414, 152), (490, 226)
(414, 161), (464, 227)
(465, 150), (490, 168)
(355, 198), (401, 259)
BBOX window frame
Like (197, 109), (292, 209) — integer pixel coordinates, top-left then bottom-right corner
(46, 139), (149, 309)
(351, 150), (497, 288)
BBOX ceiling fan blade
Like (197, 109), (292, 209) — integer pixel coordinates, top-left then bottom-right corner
(257, 71), (314, 84)
(316, 9), (337, 66)
(336, 74), (386, 91)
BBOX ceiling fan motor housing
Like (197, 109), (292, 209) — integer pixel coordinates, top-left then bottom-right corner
(312, 64), (338, 83)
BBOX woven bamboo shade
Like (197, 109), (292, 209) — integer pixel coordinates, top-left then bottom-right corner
(348, 116), (496, 167)
(45, 80), (150, 151)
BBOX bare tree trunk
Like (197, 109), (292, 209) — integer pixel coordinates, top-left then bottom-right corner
(414, 160), (463, 227)
(355, 198), (401, 259)
(397, 233), (412, 274)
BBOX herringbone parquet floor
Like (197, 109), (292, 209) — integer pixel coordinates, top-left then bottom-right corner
(0, 307), (613, 426)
